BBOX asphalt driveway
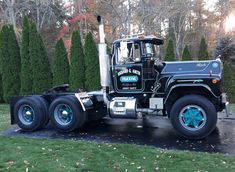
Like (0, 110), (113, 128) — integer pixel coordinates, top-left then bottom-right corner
(2, 113), (235, 155)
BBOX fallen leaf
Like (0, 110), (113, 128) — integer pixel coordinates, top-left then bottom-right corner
(7, 161), (14, 169)
(24, 160), (30, 165)
(7, 161), (14, 166)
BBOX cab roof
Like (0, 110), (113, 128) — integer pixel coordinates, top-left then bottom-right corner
(113, 36), (164, 45)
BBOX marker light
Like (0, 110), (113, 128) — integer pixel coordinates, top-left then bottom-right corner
(138, 35), (145, 38)
(212, 79), (219, 84)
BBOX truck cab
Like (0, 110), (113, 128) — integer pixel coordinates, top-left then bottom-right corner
(111, 36), (164, 94)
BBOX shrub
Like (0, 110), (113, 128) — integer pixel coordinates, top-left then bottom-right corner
(53, 38), (69, 86)
(69, 31), (85, 91)
(20, 16), (32, 95)
(198, 36), (209, 60)
(182, 45), (192, 61)
(84, 32), (100, 91)
(165, 38), (176, 61)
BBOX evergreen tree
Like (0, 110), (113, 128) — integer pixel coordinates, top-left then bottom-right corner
(29, 23), (38, 93)
(53, 38), (69, 86)
(214, 37), (235, 103)
(0, 26), (21, 102)
(165, 38), (175, 61)
(182, 45), (192, 61)
(223, 61), (235, 103)
(0, 26), (7, 102)
(69, 31), (85, 90)
(84, 32), (100, 91)
(29, 23), (52, 94)
(198, 36), (209, 60)
(213, 37), (235, 60)
(0, 75), (2, 102)
(20, 16), (32, 95)
(0, 50), (2, 102)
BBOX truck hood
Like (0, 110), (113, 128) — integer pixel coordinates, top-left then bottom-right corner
(161, 59), (222, 76)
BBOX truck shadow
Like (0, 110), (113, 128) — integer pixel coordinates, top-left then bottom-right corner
(2, 115), (235, 155)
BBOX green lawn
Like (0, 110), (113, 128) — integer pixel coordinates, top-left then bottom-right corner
(1, 104), (235, 172)
(0, 104), (10, 131)
(230, 104), (235, 113)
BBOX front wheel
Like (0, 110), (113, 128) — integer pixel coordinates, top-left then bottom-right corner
(170, 95), (217, 139)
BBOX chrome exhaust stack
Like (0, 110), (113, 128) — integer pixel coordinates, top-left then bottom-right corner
(97, 16), (111, 104)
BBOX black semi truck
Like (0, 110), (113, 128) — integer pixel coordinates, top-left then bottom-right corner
(10, 16), (230, 139)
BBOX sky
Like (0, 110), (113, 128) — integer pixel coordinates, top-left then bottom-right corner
(205, 0), (218, 11)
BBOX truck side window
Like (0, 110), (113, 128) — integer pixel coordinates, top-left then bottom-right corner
(116, 42), (140, 64)
(134, 44), (141, 62)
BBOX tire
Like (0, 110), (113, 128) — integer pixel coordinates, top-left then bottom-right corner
(170, 95), (217, 139)
(34, 96), (49, 127)
(49, 95), (86, 132)
(14, 96), (46, 131)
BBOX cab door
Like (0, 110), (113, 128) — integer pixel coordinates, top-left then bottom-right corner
(113, 42), (144, 93)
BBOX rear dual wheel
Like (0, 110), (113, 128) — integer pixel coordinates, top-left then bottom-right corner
(14, 96), (48, 131)
(49, 96), (86, 132)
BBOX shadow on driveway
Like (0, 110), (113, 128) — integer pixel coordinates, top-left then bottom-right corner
(2, 113), (235, 155)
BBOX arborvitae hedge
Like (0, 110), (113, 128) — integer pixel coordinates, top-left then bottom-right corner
(213, 36), (235, 102)
(20, 16), (32, 95)
(29, 23), (52, 94)
(53, 38), (69, 86)
(84, 32), (100, 91)
(29, 23), (38, 94)
(165, 38), (175, 61)
(0, 26), (21, 102)
(69, 31), (85, 91)
(0, 74), (2, 102)
(198, 36), (209, 60)
(223, 61), (235, 103)
(213, 37), (235, 60)
(0, 26), (9, 103)
(0, 26), (7, 102)
(182, 45), (192, 61)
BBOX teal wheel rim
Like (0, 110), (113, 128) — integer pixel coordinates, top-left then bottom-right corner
(18, 105), (35, 125)
(179, 105), (207, 131)
(54, 104), (73, 126)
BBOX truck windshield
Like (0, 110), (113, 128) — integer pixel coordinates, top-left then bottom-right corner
(142, 42), (159, 58)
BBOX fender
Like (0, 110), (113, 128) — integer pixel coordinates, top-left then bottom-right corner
(164, 83), (219, 104)
(75, 93), (94, 111)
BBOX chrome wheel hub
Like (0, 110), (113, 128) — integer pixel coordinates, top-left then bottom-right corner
(18, 105), (35, 125)
(179, 105), (207, 131)
(54, 104), (73, 126)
